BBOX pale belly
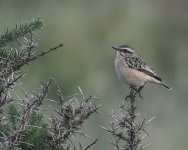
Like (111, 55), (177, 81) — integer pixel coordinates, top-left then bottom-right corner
(115, 59), (147, 87)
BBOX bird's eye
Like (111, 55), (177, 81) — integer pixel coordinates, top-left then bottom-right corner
(123, 49), (131, 54)
(123, 48), (132, 55)
(124, 49), (128, 53)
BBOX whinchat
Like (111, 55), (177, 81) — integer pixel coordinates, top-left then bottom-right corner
(113, 44), (171, 97)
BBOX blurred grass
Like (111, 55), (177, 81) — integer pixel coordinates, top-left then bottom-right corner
(0, 0), (188, 149)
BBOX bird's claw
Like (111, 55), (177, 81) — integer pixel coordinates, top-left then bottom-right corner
(125, 95), (131, 101)
(127, 86), (144, 100)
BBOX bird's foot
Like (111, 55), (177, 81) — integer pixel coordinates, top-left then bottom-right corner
(126, 86), (137, 100)
(126, 85), (144, 100)
(125, 95), (131, 101)
(134, 91), (143, 99)
(133, 86), (144, 99)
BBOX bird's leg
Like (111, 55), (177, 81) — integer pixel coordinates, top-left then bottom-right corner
(126, 85), (136, 100)
(134, 86), (144, 99)
(132, 86), (138, 93)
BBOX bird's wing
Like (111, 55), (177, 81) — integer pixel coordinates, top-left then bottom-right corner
(125, 56), (162, 82)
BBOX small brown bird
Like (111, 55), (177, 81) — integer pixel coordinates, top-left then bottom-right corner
(113, 44), (171, 98)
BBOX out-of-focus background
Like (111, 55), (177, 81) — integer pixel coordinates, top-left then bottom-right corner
(0, 0), (188, 149)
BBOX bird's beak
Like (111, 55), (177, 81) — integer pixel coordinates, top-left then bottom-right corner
(112, 46), (119, 51)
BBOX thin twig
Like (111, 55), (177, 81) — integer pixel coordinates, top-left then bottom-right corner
(83, 139), (98, 150)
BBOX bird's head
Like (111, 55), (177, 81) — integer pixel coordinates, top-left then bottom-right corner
(112, 44), (135, 56)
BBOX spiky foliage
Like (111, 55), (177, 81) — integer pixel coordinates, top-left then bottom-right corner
(0, 18), (44, 48)
(0, 18), (63, 123)
(0, 80), (51, 149)
(103, 88), (153, 150)
(0, 18), (99, 150)
(0, 18), (50, 149)
(47, 85), (100, 149)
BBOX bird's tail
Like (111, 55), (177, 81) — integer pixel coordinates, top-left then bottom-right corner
(150, 78), (171, 90)
(160, 82), (171, 90)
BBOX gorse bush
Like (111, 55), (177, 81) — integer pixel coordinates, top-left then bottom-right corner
(0, 18), (99, 150)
